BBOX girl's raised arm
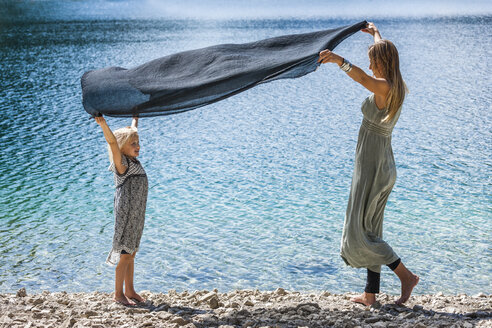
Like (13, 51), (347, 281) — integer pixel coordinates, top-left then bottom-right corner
(95, 116), (127, 175)
(131, 116), (138, 130)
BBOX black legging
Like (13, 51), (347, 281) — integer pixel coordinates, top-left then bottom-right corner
(365, 258), (401, 294)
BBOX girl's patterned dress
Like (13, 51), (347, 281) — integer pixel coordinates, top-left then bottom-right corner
(106, 155), (148, 265)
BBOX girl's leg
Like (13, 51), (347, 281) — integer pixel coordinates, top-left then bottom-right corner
(115, 254), (135, 305)
(391, 261), (419, 305)
(124, 252), (145, 303)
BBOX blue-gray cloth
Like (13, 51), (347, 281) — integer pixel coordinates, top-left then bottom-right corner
(81, 21), (367, 117)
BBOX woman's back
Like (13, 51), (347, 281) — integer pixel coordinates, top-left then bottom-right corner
(361, 94), (401, 131)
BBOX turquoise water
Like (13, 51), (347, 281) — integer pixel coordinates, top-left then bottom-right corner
(0, 2), (491, 295)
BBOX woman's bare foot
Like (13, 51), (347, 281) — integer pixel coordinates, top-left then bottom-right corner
(114, 294), (136, 306)
(396, 274), (419, 305)
(125, 291), (145, 303)
(351, 292), (376, 306)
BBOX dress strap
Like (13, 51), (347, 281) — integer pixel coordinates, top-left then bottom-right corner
(362, 118), (393, 137)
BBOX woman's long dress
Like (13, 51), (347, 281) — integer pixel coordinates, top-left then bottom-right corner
(340, 94), (401, 273)
(106, 155), (148, 265)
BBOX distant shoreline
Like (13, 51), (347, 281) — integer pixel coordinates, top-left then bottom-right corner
(1, 0), (491, 22)
(1, 289), (490, 327)
(2, 13), (491, 24)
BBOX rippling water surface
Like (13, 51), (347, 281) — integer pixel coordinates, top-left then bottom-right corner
(0, 3), (490, 295)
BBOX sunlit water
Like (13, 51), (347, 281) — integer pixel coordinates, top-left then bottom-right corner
(0, 3), (490, 295)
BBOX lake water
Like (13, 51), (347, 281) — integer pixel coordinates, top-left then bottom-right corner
(0, 2), (490, 295)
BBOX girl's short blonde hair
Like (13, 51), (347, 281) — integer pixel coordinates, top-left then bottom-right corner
(108, 126), (139, 163)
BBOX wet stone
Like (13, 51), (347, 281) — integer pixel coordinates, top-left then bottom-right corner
(275, 288), (286, 296)
(16, 288), (27, 298)
(171, 317), (189, 326)
(199, 292), (217, 303)
(209, 296), (220, 309)
(243, 300), (255, 307)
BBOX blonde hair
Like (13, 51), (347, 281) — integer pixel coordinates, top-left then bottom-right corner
(108, 126), (139, 164)
(368, 40), (407, 123)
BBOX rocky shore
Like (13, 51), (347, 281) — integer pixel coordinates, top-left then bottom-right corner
(1, 288), (490, 328)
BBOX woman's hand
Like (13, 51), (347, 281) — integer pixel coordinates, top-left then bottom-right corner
(361, 22), (382, 42)
(361, 22), (378, 36)
(318, 50), (343, 66)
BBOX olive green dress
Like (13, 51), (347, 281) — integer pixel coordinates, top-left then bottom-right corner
(340, 94), (401, 273)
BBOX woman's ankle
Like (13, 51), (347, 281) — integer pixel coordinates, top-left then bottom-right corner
(364, 292), (376, 301)
(394, 262), (413, 281)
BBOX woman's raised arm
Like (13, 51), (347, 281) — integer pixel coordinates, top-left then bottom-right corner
(318, 50), (389, 98)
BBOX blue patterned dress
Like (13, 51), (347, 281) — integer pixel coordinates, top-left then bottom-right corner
(106, 155), (148, 265)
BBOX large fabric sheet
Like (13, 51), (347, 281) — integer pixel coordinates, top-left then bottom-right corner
(81, 21), (367, 117)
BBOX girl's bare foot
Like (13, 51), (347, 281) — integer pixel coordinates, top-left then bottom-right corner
(114, 294), (136, 306)
(125, 291), (145, 303)
(351, 292), (376, 306)
(396, 274), (419, 305)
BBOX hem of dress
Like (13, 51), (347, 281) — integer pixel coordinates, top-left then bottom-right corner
(340, 253), (399, 273)
(105, 246), (139, 266)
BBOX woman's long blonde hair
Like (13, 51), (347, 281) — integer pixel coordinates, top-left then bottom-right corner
(368, 40), (406, 123)
(108, 126), (138, 164)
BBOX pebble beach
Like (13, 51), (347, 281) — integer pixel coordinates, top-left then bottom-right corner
(1, 2), (492, 328)
(1, 288), (490, 328)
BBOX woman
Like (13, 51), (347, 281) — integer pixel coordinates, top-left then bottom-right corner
(318, 22), (419, 306)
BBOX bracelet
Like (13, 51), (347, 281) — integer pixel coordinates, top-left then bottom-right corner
(340, 58), (352, 73)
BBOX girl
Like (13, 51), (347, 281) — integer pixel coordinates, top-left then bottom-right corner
(318, 22), (419, 306)
(95, 115), (148, 306)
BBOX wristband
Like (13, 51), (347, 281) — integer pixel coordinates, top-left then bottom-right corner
(340, 58), (352, 73)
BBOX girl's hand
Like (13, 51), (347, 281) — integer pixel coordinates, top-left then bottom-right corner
(94, 116), (106, 126)
(361, 22), (378, 36)
(131, 116), (139, 129)
(318, 50), (343, 66)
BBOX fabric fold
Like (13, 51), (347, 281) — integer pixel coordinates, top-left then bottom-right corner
(81, 20), (367, 117)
